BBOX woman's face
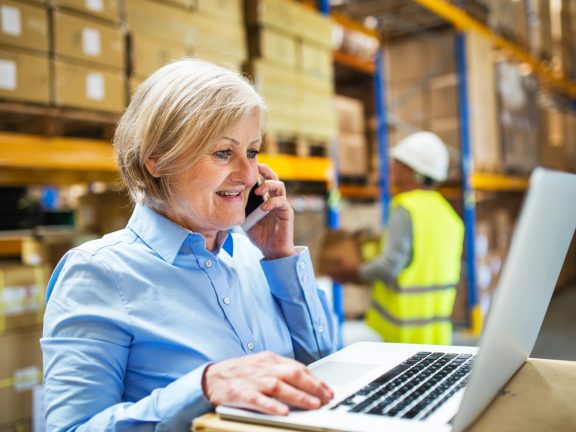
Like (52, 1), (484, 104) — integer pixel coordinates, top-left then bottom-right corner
(170, 112), (262, 237)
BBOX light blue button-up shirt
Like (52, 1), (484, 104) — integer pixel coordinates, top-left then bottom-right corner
(41, 204), (337, 431)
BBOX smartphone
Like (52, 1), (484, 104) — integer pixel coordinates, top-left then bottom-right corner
(241, 178), (269, 231)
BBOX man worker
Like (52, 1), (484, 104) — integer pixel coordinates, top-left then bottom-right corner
(329, 131), (464, 345)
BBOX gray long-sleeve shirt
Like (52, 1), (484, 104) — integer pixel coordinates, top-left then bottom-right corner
(359, 205), (413, 285)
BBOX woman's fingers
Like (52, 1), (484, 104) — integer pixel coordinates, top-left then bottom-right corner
(203, 352), (334, 416)
(258, 163), (279, 181)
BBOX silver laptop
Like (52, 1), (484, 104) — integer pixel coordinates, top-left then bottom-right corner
(218, 167), (576, 432)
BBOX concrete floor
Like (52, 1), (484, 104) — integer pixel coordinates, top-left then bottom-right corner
(532, 283), (576, 361)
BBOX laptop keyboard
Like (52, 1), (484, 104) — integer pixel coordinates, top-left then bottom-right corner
(330, 351), (475, 420)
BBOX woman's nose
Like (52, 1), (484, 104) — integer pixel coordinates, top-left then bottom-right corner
(231, 156), (258, 185)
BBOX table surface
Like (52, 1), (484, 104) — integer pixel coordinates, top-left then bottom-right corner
(193, 358), (576, 432)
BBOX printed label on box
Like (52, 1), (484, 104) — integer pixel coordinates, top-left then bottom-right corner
(82, 27), (101, 57)
(0, 59), (16, 90)
(1, 5), (21, 36)
(86, 72), (104, 101)
(1, 285), (41, 314)
(86, 0), (104, 12)
(14, 366), (40, 392)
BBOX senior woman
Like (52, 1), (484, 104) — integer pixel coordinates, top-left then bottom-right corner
(41, 58), (336, 431)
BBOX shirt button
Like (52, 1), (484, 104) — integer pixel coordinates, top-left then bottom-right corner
(298, 261), (306, 269)
(223, 297), (230, 305)
(302, 275), (309, 283)
(318, 325), (324, 333)
(205, 260), (213, 268)
(247, 342), (254, 350)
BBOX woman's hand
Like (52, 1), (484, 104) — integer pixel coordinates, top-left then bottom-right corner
(202, 352), (334, 415)
(246, 163), (296, 259)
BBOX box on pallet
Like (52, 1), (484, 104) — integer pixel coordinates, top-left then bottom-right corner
(0, 263), (47, 334)
(53, 10), (124, 70)
(0, 47), (49, 104)
(248, 27), (297, 70)
(0, 328), (43, 429)
(129, 32), (188, 79)
(53, 60), (125, 112)
(125, 0), (196, 47)
(194, 0), (242, 23)
(190, 11), (247, 67)
(0, 0), (48, 53)
(334, 95), (365, 134)
(51, 0), (121, 23)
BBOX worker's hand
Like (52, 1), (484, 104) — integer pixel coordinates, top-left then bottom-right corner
(328, 258), (361, 284)
(245, 164), (296, 260)
(202, 351), (334, 415)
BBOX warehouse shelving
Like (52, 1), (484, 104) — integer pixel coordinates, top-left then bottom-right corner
(0, 132), (333, 184)
(331, 0), (576, 336)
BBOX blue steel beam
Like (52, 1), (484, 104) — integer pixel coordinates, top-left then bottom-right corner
(455, 32), (480, 333)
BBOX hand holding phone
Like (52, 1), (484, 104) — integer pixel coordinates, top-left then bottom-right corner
(241, 178), (269, 231)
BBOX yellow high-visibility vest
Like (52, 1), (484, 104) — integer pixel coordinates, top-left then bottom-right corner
(365, 190), (464, 345)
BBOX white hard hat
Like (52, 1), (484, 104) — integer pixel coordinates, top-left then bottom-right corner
(389, 131), (449, 182)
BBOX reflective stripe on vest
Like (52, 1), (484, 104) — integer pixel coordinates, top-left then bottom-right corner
(366, 190), (464, 345)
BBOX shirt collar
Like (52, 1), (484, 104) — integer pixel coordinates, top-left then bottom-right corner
(127, 204), (230, 263)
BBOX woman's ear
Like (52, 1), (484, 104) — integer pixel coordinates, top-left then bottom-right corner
(144, 159), (161, 178)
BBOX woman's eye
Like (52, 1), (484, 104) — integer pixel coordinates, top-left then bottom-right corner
(214, 150), (232, 159)
(247, 149), (260, 159)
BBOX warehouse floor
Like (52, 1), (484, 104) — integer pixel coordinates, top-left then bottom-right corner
(343, 282), (576, 361)
(532, 283), (576, 361)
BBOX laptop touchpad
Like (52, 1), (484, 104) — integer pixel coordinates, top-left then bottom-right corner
(311, 361), (378, 387)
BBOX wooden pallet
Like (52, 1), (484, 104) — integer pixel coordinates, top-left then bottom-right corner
(0, 101), (119, 140)
(263, 133), (330, 157)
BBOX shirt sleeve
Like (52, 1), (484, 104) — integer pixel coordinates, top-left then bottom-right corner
(359, 205), (413, 284)
(41, 250), (212, 432)
(260, 247), (337, 365)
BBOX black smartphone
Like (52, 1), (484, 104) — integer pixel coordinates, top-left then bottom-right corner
(241, 178), (269, 231)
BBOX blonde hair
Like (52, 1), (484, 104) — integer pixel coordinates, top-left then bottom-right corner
(113, 58), (266, 211)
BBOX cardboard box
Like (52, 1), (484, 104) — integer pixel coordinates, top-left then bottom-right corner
(296, 5), (333, 48)
(0, 264), (47, 334)
(246, 0), (300, 36)
(385, 30), (456, 82)
(316, 229), (362, 277)
(0, 328), (43, 428)
(248, 27), (297, 70)
(53, 10), (124, 70)
(76, 190), (133, 236)
(334, 95), (365, 133)
(298, 40), (333, 82)
(0, 48), (49, 104)
(190, 11), (247, 64)
(53, 60), (125, 112)
(337, 132), (368, 177)
(125, 0), (196, 47)
(21, 232), (74, 270)
(467, 32), (501, 174)
(195, 0), (242, 23)
(129, 32), (188, 79)
(50, 0), (121, 23)
(428, 73), (459, 120)
(0, 0), (48, 53)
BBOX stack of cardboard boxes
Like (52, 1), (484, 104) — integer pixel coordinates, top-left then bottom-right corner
(0, 262), (48, 430)
(126, 0), (246, 92)
(334, 94), (367, 177)
(52, 0), (125, 112)
(245, 0), (337, 143)
(0, 0), (50, 104)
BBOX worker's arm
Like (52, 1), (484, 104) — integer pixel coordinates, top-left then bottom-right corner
(359, 205), (413, 284)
